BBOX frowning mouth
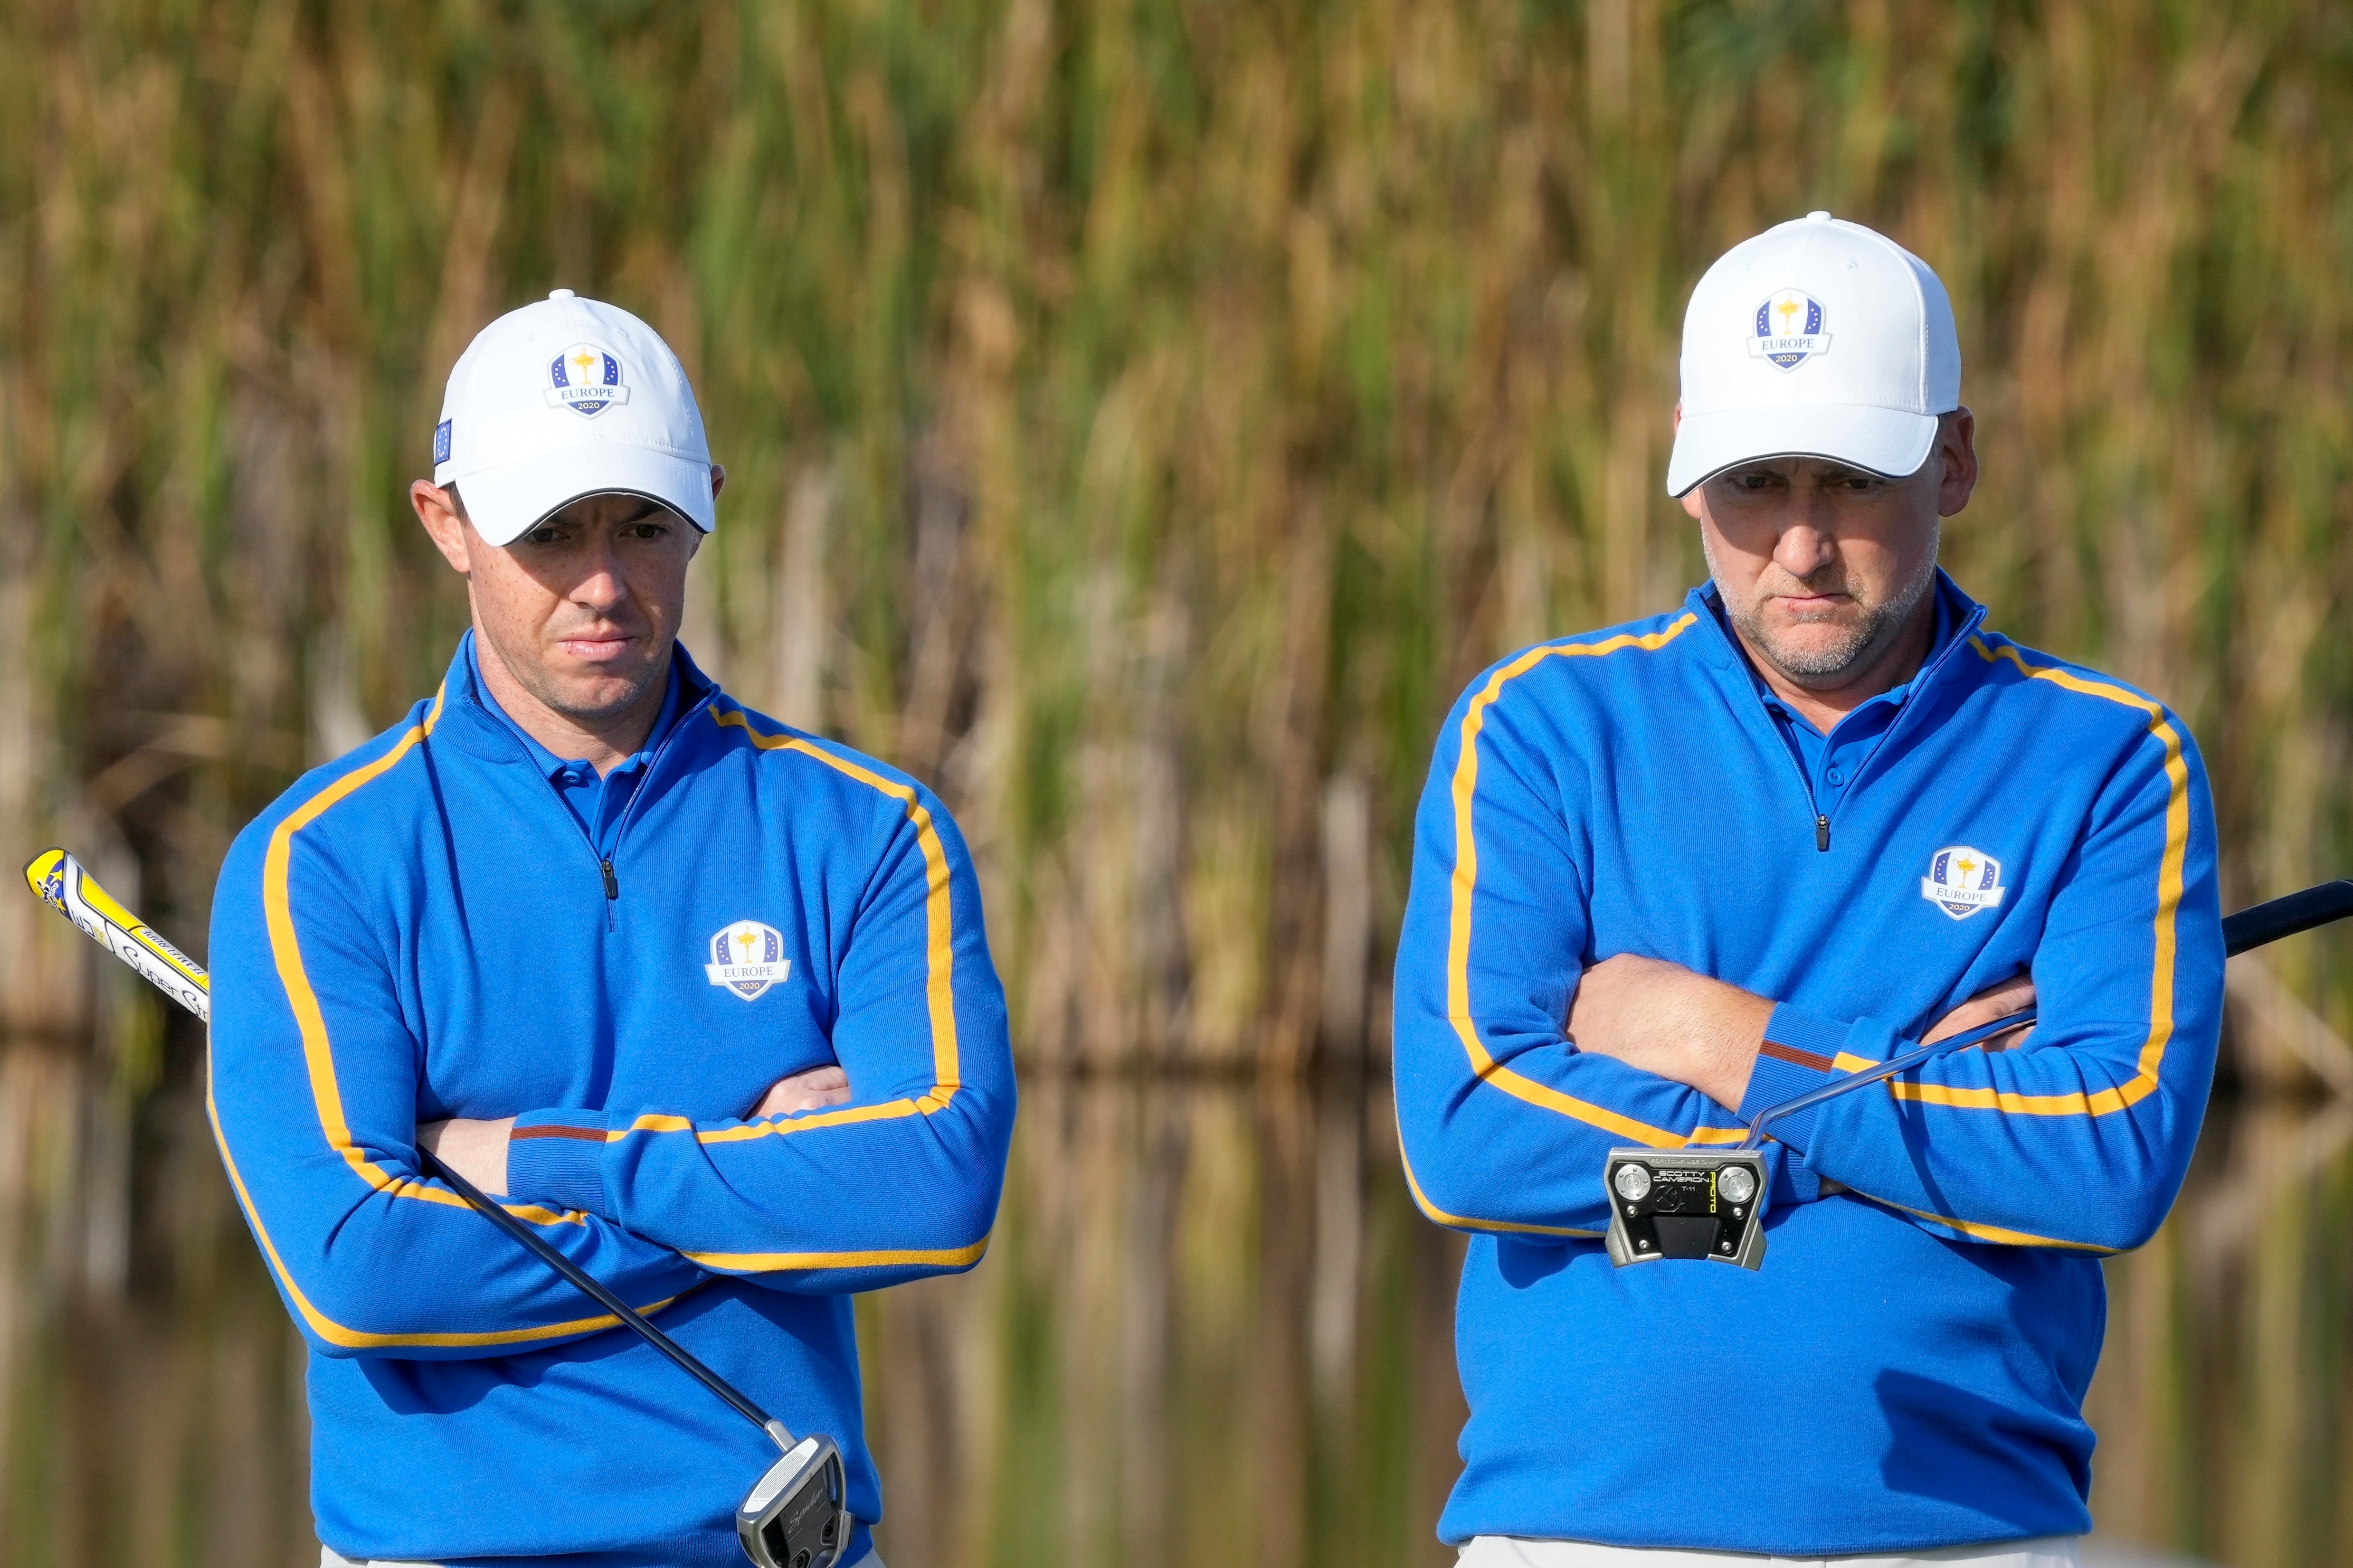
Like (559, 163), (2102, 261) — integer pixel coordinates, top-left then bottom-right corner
(552, 632), (639, 661)
(1771, 593), (1853, 616)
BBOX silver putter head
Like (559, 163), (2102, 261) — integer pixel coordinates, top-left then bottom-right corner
(1602, 1148), (1769, 1270)
(735, 1433), (847, 1568)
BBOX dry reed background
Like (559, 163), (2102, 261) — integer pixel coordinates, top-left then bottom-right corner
(3, 0), (2353, 1565)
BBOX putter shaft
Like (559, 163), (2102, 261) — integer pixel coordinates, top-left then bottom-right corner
(23, 850), (798, 1456)
(421, 1148), (796, 1453)
(1740, 878), (2353, 1149)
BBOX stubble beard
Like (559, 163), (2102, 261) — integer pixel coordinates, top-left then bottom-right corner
(1705, 524), (1939, 686)
(484, 623), (670, 726)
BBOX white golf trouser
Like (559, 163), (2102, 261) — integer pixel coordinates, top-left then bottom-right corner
(1455, 1536), (2079, 1568)
(322, 1544), (885, 1568)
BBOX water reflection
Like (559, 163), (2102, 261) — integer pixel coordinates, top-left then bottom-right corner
(856, 1074), (1466, 1568)
(1, 1045), (2346, 1567)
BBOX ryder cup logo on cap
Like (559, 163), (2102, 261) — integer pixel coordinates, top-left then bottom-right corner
(1751, 289), (1830, 369)
(547, 343), (629, 416)
(1666, 210), (1959, 497)
(431, 289), (715, 547)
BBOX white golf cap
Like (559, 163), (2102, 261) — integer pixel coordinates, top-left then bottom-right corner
(432, 290), (716, 546)
(1665, 211), (1959, 497)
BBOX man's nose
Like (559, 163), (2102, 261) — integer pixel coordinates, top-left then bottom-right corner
(1773, 519), (1835, 581)
(570, 542), (629, 612)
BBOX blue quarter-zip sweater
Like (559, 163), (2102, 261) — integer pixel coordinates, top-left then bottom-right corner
(208, 636), (1016, 1567)
(1392, 573), (2223, 1554)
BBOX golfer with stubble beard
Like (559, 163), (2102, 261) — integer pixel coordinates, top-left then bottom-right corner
(208, 291), (1013, 1567)
(1393, 214), (2225, 1564)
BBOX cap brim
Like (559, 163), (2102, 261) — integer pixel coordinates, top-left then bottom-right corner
(455, 444), (717, 546)
(1665, 405), (1939, 497)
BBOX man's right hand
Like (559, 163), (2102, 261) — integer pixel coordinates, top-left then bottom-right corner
(750, 1064), (852, 1118)
(1924, 970), (2037, 1048)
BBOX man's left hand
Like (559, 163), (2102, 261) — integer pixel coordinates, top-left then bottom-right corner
(1567, 954), (1774, 1113)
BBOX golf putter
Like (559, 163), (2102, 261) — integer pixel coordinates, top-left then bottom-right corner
(418, 1149), (848, 1568)
(1603, 878), (2353, 1270)
(24, 849), (849, 1568)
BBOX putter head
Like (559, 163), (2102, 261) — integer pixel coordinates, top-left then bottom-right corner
(1602, 1148), (1769, 1270)
(735, 1433), (847, 1568)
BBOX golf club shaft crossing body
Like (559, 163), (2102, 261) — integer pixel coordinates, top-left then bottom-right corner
(417, 1148), (794, 1450)
(31, 845), (2353, 1270)
(21, 847), (797, 1455)
(1739, 878), (2353, 1147)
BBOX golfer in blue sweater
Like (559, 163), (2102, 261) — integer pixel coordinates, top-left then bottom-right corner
(209, 291), (1015, 1566)
(1394, 214), (2224, 1565)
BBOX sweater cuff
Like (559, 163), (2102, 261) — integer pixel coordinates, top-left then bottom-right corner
(1738, 1005), (1860, 1154)
(506, 1108), (612, 1218)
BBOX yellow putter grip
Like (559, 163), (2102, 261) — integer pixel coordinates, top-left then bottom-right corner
(26, 847), (70, 915)
(23, 847), (210, 1019)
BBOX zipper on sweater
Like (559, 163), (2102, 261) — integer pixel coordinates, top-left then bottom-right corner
(1715, 590), (1989, 857)
(460, 653), (716, 932)
(1757, 723), (1832, 853)
(585, 684), (712, 930)
(1810, 608), (1988, 846)
(593, 691), (707, 906)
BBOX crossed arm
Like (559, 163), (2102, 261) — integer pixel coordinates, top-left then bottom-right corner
(1393, 660), (2221, 1250)
(420, 1065), (851, 1197)
(212, 760), (1014, 1359)
(1570, 954), (2037, 1114)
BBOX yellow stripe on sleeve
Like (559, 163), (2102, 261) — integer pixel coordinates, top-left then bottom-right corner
(684, 1237), (991, 1273)
(206, 1077), (684, 1348)
(1394, 1103), (1602, 1238)
(1850, 1190), (2114, 1252)
(257, 686), (488, 1213)
(702, 706), (965, 1128)
(1883, 639), (2192, 1119)
(216, 685), (664, 1348)
(1444, 615), (1700, 1148)
(262, 685), (585, 1219)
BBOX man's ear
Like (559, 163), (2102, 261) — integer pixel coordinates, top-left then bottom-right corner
(411, 481), (474, 576)
(1935, 407), (1979, 519)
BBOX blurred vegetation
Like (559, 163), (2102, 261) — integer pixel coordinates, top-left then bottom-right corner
(5, 0), (2353, 1067)
(5, 2), (2353, 1561)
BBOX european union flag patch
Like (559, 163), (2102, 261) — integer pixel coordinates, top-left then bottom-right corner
(434, 419), (453, 465)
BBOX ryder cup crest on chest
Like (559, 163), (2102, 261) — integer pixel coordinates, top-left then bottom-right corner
(706, 921), (792, 1001)
(1922, 846), (2006, 920)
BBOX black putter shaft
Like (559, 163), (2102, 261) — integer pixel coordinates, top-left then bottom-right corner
(2221, 878), (2353, 956)
(25, 854), (795, 1448)
(1742, 1010), (2034, 1149)
(421, 1148), (790, 1449)
(1742, 879), (2353, 1149)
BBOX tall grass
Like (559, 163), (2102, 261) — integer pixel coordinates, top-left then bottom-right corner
(4, 9), (2353, 1558)
(4, 0), (2353, 1067)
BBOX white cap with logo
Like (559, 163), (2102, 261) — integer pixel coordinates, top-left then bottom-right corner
(432, 290), (716, 546)
(1665, 211), (1960, 498)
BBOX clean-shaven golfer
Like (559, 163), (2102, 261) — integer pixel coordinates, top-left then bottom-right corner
(209, 291), (1015, 1567)
(1394, 213), (2224, 1565)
